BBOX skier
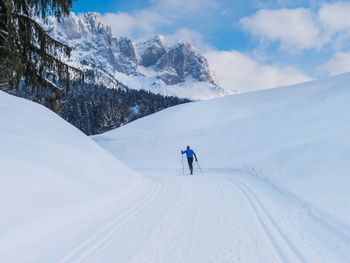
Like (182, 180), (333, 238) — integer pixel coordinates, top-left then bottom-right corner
(181, 146), (198, 174)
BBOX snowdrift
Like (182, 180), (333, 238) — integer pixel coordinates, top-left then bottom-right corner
(95, 72), (350, 226)
(0, 91), (146, 259)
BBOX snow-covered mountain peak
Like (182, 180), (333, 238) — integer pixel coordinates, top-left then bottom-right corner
(136, 35), (168, 67)
(154, 35), (166, 45)
(145, 35), (167, 48)
(154, 38), (217, 86)
(177, 39), (192, 47)
(53, 12), (111, 41)
(80, 12), (112, 35)
(50, 13), (225, 99)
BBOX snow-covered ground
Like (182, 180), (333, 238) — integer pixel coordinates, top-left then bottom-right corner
(0, 91), (154, 262)
(2, 71), (350, 262)
(94, 72), (350, 262)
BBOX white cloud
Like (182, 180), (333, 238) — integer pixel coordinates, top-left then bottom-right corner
(317, 2), (350, 51)
(101, 11), (171, 39)
(319, 2), (350, 32)
(100, 0), (217, 40)
(240, 3), (350, 53)
(205, 50), (312, 93)
(319, 52), (350, 76)
(101, 12), (210, 51)
(240, 8), (321, 50)
(101, 12), (136, 37)
(164, 28), (212, 51)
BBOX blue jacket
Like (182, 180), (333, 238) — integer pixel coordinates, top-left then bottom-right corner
(181, 149), (197, 158)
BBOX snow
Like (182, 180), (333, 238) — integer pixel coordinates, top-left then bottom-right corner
(114, 70), (227, 100)
(94, 72), (350, 262)
(0, 91), (153, 262)
(134, 35), (167, 62)
(2, 71), (350, 262)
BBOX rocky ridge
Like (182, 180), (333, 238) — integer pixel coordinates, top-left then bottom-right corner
(51, 12), (225, 99)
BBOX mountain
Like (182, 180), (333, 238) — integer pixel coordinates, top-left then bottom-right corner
(50, 12), (226, 100)
(2, 12), (225, 135)
(3, 12), (224, 135)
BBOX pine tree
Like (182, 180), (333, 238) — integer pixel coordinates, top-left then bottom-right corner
(0, 0), (78, 95)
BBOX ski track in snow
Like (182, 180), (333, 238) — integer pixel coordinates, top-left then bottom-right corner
(58, 180), (163, 263)
(127, 170), (301, 263)
(3, 167), (349, 262)
(216, 175), (307, 263)
(3, 168), (349, 262)
(33, 168), (347, 263)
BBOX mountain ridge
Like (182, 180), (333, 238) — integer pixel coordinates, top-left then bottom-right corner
(50, 12), (226, 100)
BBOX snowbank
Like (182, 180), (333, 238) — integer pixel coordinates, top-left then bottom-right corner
(0, 91), (144, 257)
(94, 72), (350, 226)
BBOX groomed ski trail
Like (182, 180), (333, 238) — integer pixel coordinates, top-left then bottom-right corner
(128, 169), (350, 263)
(8, 169), (350, 262)
(128, 171), (282, 263)
(58, 181), (163, 263)
(216, 175), (307, 263)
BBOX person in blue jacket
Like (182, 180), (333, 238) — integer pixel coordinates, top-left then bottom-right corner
(181, 146), (197, 174)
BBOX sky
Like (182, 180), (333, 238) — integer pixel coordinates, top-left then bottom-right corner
(71, 0), (350, 92)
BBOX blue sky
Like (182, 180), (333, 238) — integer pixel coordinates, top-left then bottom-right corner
(71, 0), (350, 92)
(72, 0), (303, 50)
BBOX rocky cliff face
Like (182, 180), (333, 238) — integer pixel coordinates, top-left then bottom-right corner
(53, 13), (137, 75)
(137, 35), (167, 67)
(50, 12), (225, 99)
(154, 40), (216, 85)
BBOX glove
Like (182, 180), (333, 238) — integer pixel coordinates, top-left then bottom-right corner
(195, 158), (198, 162)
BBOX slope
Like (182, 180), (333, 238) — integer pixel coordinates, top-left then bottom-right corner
(0, 91), (154, 262)
(92, 72), (350, 261)
(3, 68), (350, 262)
(94, 72), (350, 222)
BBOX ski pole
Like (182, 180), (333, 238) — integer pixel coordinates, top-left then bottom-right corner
(181, 154), (184, 175)
(196, 160), (203, 174)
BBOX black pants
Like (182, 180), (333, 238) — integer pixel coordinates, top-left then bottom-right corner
(187, 157), (194, 174)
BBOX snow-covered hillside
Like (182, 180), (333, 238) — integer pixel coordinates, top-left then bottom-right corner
(49, 13), (225, 100)
(94, 73), (350, 261)
(0, 91), (154, 262)
(3, 71), (350, 262)
(95, 72), (350, 223)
